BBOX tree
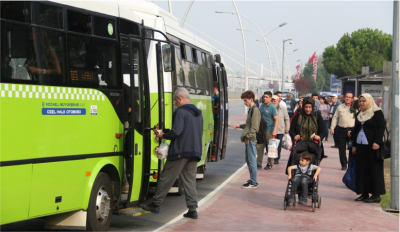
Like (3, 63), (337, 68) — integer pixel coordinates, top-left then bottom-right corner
(301, 55), (330, 93)
(293, 75), (312, 95)
(322, 28), (392, 78)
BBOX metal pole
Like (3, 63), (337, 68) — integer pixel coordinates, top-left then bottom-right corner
(281, 40), (285, 91)
(389, 0), (399, 212)
(180, 0), (194, 27)
(168, 0), (173, 14)
(231, 1), (248, 114)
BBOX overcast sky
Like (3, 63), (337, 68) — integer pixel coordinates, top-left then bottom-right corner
(150, 1), (393, 80)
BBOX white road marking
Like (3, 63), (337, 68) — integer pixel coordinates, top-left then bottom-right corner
(153, 163), (247, 232)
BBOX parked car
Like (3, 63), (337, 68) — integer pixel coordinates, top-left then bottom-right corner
(281, 91), (299, 102)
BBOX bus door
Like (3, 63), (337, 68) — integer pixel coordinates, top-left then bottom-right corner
(121, 38), (146, 203)
(220, 66), (229, 160)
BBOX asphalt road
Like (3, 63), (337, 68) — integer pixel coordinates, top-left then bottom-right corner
(1, 102), (247, 231)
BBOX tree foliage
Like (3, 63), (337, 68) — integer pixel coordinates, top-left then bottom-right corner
(293, 75), (312, 95)
(322, 28), (392, 78)
(301, 55), (331, 93)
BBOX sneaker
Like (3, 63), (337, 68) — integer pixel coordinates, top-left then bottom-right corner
(241, 181), (258, 188)
(257, 164), (262, 168)
(274, 160), (279, 164)
(183, 210), (198, 219)
(141, 202), (160, 213)
(264, 164), (272, 170)
(323, 155), (328, 158)
(288, 197), (295, 203)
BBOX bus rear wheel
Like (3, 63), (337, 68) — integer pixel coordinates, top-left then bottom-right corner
(87, 172), (113, 231)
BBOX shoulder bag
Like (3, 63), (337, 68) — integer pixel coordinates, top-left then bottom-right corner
(375, 117), (390, 161)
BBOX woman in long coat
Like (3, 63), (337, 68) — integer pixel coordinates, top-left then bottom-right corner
(351, 93), (386, 203)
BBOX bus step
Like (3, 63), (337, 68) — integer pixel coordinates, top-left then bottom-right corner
(121, 193), (128, 201)
(117, 207), (150, 217)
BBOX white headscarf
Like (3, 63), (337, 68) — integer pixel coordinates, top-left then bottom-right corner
(357, 93), (381, 123)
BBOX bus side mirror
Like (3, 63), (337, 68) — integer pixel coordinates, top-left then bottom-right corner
(162, 44), (175, 72)
(215, 54), (221, 64)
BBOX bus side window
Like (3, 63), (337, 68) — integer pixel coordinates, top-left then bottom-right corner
(67, 34), (119, 89)
(34, 3), (63, 29)
(0, 1), (31, 23)
(1, 21), (66, 86)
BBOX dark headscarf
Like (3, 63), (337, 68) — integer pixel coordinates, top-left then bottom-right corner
(296, 97), (318, 141)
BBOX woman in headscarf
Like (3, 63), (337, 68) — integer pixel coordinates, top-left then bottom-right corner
(289, 97), (326, 143)
(351, 93), (386, 203)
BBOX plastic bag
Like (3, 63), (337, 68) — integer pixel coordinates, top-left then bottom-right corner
(158, 143), (169, 160)
(282, 134), (292, 150)
(267, 138), (280, 158)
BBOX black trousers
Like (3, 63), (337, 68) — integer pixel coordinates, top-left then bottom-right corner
(338, 127), (350, 168)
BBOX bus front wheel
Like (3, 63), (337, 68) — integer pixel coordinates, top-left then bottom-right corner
(87, 172), (113, 231)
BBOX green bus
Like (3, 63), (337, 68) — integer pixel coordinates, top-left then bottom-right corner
(0, 1), (229, 230)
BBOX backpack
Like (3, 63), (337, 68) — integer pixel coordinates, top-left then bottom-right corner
(250, 106), (267, 144)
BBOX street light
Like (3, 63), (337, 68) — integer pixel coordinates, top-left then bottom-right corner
(217, 11), (283, 94)
(244, 27), (287, 80)
(281, 39), (292, 90)
(236, 23), (287, 89)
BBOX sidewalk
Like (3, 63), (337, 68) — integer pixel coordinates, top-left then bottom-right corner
(162, 138), (399, 231)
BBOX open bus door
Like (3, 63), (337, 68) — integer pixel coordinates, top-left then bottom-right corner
(119, 37), (146, 205)
(212, 54), (228, 161)
(220, 65), (229, 160)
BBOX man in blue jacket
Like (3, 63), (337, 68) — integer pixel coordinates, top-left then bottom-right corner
(141, 88), (203, 219)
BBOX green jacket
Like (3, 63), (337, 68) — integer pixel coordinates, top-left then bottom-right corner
(240, 105), (261, 142)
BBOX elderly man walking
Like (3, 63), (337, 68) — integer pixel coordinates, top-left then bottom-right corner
(331, 91), (356, 171)
(141, 88), (203, 219)
(284, 93), (296, 119)
(271, 95), (290, 164)
(329, 94), (341, 148)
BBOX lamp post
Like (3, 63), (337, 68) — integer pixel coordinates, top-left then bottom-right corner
(216, 11), (283, 93)
(236, 23), (287, 86)
(281, 39), (292, 90)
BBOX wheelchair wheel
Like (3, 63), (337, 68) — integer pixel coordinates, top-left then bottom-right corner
(312, 202), (316, 212)
(284, 200), (288, 210)
(317, 196), (322, 208)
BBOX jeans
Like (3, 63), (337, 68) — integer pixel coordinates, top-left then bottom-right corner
(245, 141), (258, 184)
(274, 134), (284, 162)
(291, 175), (311, 199)
(323, 120), (330, 139)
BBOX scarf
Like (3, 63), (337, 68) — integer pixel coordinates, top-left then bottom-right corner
(296, 97), (318, 141)
(357, 93), (381, 123)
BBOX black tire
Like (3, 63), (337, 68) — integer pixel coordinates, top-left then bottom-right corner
(283, 200), (287, 210)
(87, 172), (113, 231)
(312, 202), (316, 212)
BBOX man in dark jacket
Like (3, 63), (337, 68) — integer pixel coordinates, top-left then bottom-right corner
(141, 88), (203, 219)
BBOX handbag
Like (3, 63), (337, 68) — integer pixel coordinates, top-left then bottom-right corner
(342, 155), (356, 192)
(377, 126), (390, 160)
(375, 117), (391, 161)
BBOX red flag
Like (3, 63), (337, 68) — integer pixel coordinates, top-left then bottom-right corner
(295, 65), (301, 79)
(313, 56), (318, 82)
(308, 52), (316, 63)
